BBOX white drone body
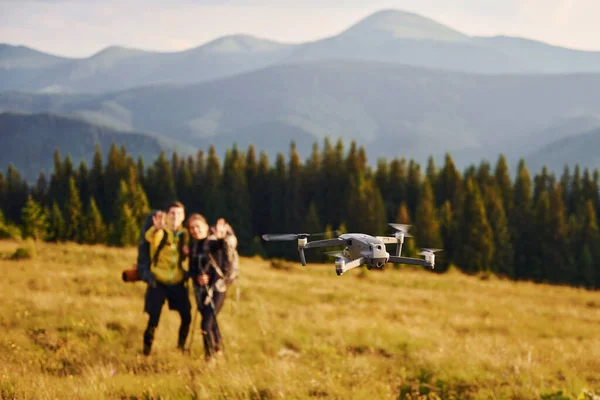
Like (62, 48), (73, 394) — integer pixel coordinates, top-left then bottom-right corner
(263, 223), (442, 276)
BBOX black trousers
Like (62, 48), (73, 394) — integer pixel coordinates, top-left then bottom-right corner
(144, 282), (191, 351)
(194, 284), (226, 358)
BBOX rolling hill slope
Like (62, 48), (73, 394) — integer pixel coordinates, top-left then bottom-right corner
(526, 127), (600, 173)
(2, 60), (600, 171)
(0, 112), (192, 179)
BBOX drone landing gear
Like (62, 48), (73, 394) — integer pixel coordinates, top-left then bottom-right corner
(335, 257), (365, 276)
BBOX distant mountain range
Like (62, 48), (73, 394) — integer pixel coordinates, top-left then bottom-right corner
(2, 9), (600, 176)
(2, 59), (600, 176)
(2, 9), (600, 93)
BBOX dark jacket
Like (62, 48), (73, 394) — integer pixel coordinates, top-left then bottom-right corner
(189, 234), (238, 287)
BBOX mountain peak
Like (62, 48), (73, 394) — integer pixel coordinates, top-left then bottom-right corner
(0, 43), (70, 68)
(341, 9), (469, 42)
(198, 34), (290, 54)
(89, 45), (149, 61)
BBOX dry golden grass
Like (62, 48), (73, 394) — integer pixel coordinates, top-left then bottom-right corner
(0, 239), (599, 399)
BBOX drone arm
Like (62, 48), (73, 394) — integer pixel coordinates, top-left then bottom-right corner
(374, 237), (398, 244)
(299, 248), (307, 266)
(388, 256), (433, 269)
(335, 257), (365, 276)
(303, 238), (344, 249)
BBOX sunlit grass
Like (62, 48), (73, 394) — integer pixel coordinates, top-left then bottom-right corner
(0, 240), (599, 399)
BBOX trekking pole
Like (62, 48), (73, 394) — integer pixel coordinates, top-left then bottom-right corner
(185, 306), (199, 354)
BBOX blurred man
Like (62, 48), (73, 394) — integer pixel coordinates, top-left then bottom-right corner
(142, 201), (190, 356)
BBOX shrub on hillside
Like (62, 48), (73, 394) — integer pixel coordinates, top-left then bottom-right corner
(0, 222), (22, 240)
(10, 247), (33, 260)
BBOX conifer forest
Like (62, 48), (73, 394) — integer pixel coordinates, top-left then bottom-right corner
(2, 139), (599, 290)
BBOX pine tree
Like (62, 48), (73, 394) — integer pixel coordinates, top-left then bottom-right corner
(484, 186), (514, 278)
(114, 202), (139, 247)
(47, 202), (66, 242)
(286, 142), (305, 234)
(76, 160), (90, 210)
(573, 200), (600, 288)
(319, 137), (347, 228)
(463, 164), (476, 182)
(48, 149), (64, 207)
(130, 182), (151, 228)
(64, 176), (83, 242)
(395, 202), (411, 225)
(222, 144), (252, 255)
(544, 183), (571, 284)
(346, 141), (361, 178)
(109, 181), (139, 246)
(252, 152), (271, 240)
(435, 154), (462, 210)
(374, 158), (392, 220)
(175, 155), (194, 211)
(437, 200), (455, 270)
(414, 179), (442, 252)
(5, 164), (29, 224)
(568, 165), (583, 215)
(456, 178), (494, 274)
(268, 153), (288, 258)
(426, 156), (437, 190)
(21, 195), (48, 241)
(531, 191), (551, 282)
(0, 172), (6, 218)
(149, 150), (177, 209)
(136, 156), (146, 190)
(476, 160), (494, 194)
(511, 159), (534, 280)
(406, 160), (421, 218)
(303, 142), (321, 210)
(81, 197), (107, 244)
(494, 154), (513, 218)
(104, 143), (127, 216)
(204, 145), (223, 223)
(388, 157), (408, 221)
(345, 175), (386, 236)
(303, 202), (322, 263)
(89, 143), (105, 215)
(32, 171), (48, 206)
(191, 150), (205, 215)
(533, 166), (552, 205)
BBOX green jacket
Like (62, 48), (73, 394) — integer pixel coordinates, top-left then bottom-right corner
(145, 226), (189, 285)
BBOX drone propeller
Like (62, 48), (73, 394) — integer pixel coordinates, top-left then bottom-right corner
(388, 223), (413, 256)
(418, 248), (443, 255)
(261, 230), (339, 242)
(325, 251), (345, 258)
(262, 230), (340, 267)
(388, 223), (414, 237)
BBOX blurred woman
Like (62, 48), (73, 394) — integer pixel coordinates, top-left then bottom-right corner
(187, 214), (238, 361)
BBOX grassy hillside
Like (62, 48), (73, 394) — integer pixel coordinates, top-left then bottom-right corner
(1, 239), (599, 399)
(2, 61), (600, 172)
(0, 112), (192, 180)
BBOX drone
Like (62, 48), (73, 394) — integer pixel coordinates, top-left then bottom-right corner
(262, 223), (442, 276)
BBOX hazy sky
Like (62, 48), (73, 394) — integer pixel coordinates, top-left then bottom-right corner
(1, 0), (598, 57)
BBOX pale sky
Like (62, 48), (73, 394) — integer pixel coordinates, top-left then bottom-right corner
(1, 0), (598, 58)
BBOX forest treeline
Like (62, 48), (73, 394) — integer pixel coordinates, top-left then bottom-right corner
(1, 138), (599, 289)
